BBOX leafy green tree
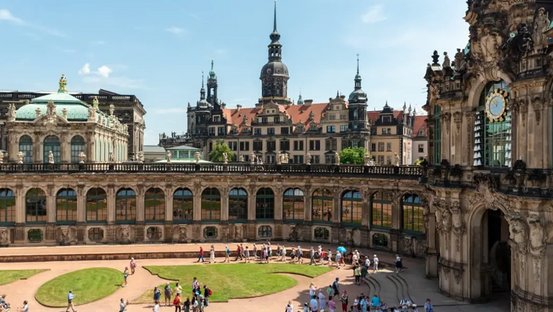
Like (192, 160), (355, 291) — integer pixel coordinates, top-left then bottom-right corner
(209, 140), (235, 162)
(339, 147), (365, 164)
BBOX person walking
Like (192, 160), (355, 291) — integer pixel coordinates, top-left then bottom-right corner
(224, 245), (230, 263)
(244, 246), (250, 262)
(310, 246), (316, 265)
(395, 254), (403, 273)
(173, 293), (182, 312)
(20, 300), (29, 312)
(183, 297), (191, 312)
(340, 290), (348, 312)
(65, 290), (77, 312)
(153, 287), (161, 304)
(209, 245), (215, 264)
(130, 257), (137, 274)
(354, 266), (362, 285)
(164, 282), (173, 306)
(332, 277), (340, 296)
(119, 298), (129, 312)
(424, 298), (433, 312)
(373, 254), (379, 273)
(197, 246), (205, 263)
(122, 267), (129, 287)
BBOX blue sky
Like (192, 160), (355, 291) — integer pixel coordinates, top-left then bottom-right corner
(0, 0), (468, 144)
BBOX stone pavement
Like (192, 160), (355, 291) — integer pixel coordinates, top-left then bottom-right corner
(0, 243), (509, 311)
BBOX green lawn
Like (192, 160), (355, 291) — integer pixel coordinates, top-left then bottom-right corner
(0, 269), (47, 286)
(138, 263), (331, 303)
(35, 268), (123, 307)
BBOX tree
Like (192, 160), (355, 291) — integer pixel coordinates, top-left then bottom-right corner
(339, 147), (365, 164)
(209, 140), (235, 162)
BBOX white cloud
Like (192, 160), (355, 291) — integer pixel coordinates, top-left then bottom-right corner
(165, 26), (185, 35)
(0, 9), (24, 24)
(78, 63), (91, 75)
(361, 5), (386, 24)
(97, 65), (112, 78)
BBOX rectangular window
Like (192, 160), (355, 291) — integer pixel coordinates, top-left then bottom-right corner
(228, 141), (238, 151)
(371, 192), (393, 228)
(326, 125), (335, 133)
(267, 128), (275, 135)
(329, 114), (336, 120)
(280, 140), (290, 151)
(418, 144), (424, 153)
(309, 140), (321, 151)
(213, 115), (221, 122)
(208, 127), (215, 136)
(386, 143), (392, 152)
(340, 125), (348, 132)
(267, 141), (276, 153)
(371, 143), (376, 152)
(254, 128), (261, 135)
(293, 141), (304, 151)
(378, 142), (385, 152)
(217, 127), (225, 135)
(262, 117), (268, 124)
(240, 141), (250, 151)
(253, 141), (263, 151)
(311, 155), (320, 164)
(381, 128), (387, 135)
(378, 155), (384, 164)
(293, 155), (304, 164)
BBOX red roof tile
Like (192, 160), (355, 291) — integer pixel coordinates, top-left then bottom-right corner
(413, 115), (428, 137)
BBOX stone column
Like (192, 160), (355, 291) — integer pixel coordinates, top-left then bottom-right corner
(274, 186), (283, 221)
(304, 186), (312, 222)
(34, 133), (42, 163)
(192, 184), (202, 221)
(333, 188), (341, 224)
(425, 210), (438, 278)
(135, 184), (145, 223)
(221, 187), (229, 222)
(7, 133), (17, 163)
(46, 184), (56, 223)
(61, 133), (70, 163)
(76, 185), (85, 222)
(106, 184), (115, 224)
(15, 184), (25, 223)
(165, 185), (173, 222)
(361, 190), (370, 227)
(247, 185), (256, 221)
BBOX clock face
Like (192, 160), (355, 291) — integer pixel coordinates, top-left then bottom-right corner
(485, 89), (508, 122)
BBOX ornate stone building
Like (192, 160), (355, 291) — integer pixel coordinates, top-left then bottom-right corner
(424, 1), (553, 310)
(0, 83), (145, 161)
(1, 76), (128, 163)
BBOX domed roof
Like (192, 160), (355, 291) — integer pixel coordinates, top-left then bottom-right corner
(349, 88), (367, 103)
(260, 61), (289, 79)
(15, 75), (92, 121)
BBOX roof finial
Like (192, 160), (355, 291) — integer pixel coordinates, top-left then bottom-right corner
(200, 71), (206, 100)
(202, 71), (205, 87)
(273, 0), (278, 32)
(356, 54), (360, 75)
(211, 60), (214, 71)
(58, 74), (68, 93)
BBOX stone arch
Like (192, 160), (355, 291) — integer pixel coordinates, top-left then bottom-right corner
(466, 72), (514, 110)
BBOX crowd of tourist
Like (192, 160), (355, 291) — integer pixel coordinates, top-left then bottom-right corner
(150, 277), (213, 312)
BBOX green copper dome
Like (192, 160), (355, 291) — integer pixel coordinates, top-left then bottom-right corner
(15, 75), (92, 121)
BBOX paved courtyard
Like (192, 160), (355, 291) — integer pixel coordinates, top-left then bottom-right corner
(0, 243), (509, 311)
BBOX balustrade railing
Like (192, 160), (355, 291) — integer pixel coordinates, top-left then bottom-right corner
(0, 163), (425, 178)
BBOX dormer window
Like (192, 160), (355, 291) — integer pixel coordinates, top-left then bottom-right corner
(382, 116), (391, 123)
(213, 115), (221, 122)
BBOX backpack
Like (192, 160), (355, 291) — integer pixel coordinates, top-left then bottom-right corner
(207, 288), (213, 296)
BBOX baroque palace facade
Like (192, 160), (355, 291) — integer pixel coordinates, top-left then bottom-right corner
(160, 3), (424, 165)
(424, 0), (553, 311)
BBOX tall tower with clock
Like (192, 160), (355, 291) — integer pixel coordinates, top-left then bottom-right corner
(259, 1), (290, 104)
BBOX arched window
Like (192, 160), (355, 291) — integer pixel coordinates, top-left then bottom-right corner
(173, 188), (193, 223)
(70, 136), (86, 163)
(56, 188), (77, 223)
(312, 189), (334, 222)
(116, 188), (136, 223)
(19, 135), (33, 163)
(0, 188), (15, 224)
(201, 188), (221, 221)
(25, 188), (47, 223)
(228, 188), (247, 221)
(473, 81), (512, 167)
(402, 194), (425, 233)
(145, 188), (165, 222)
(86, 188), (107, 222)
(371, 191), (393, 228)
(283, 188), (304, 221)
(341, 190), (362, 225)
(256, 188), (274, 219)
(43, 135), (61, 163)
(433, 105), (441, 165)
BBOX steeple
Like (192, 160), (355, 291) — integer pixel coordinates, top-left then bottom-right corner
(259, 0), (289, 101)
(200, 72), (206, 101)
(207, 60), (218, 107)
(354, 54), (362, 91)
(348, 54), (368, 132)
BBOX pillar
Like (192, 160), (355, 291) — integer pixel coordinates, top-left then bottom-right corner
(247, 185), (256, 221)
(304, 187), (312, 222)
(165, 185), (173, 222)
(76, 185), (86, 222)
(106, 184), (115, 224)
(221, 187), (229, 221)
(46, 184), (56, 223)
(193, 185), (202, 221)
(274, 186), (283, 221)
(136, 184), (144, 222)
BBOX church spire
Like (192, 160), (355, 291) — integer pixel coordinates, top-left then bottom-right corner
(200, 72), (206, 100)
(273, 0), (277, 33)
(354, 54), (362, 91)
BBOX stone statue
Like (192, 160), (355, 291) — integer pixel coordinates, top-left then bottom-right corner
(335, 152), (340, 165)
(109, 104), (115, 116)
(276, 151), (282, 165)
(223, 152), (228, 164)
(239, 155), (244, 162)
(61, 107), (68, 119)
(79, 151), (86, 163)
(194, 151), (201, 163)
(394, 153), (400, 166)
(0, 151), (3, 164)
(0, 228), (9, 246)
(88, 105), (96, 121)
(442, 51), (451, 68)
(250, 152), (256, 164)
(48, 151), (55, 164)
(138, 151), (144, 163)
(92, 96), (100, 109)
(58, 74), (68, 93)
(480, 28), (501, 62)
(109, 152), (115, 162)
(527, 214), (545, 255)
(6, 103), (16, 121)
(533, 7), (550, 50)
(17, 151), (24, 164)
(35, 107), (41, 119)
(166, 150), (172, 163)
(441, 209), (452, 232)
(508, 217), (528, 248)
(454, 48), (465, 72)
(306, 153), (312, 165)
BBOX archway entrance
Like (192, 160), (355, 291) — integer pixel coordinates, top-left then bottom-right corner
(472, 209), (511, 303)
